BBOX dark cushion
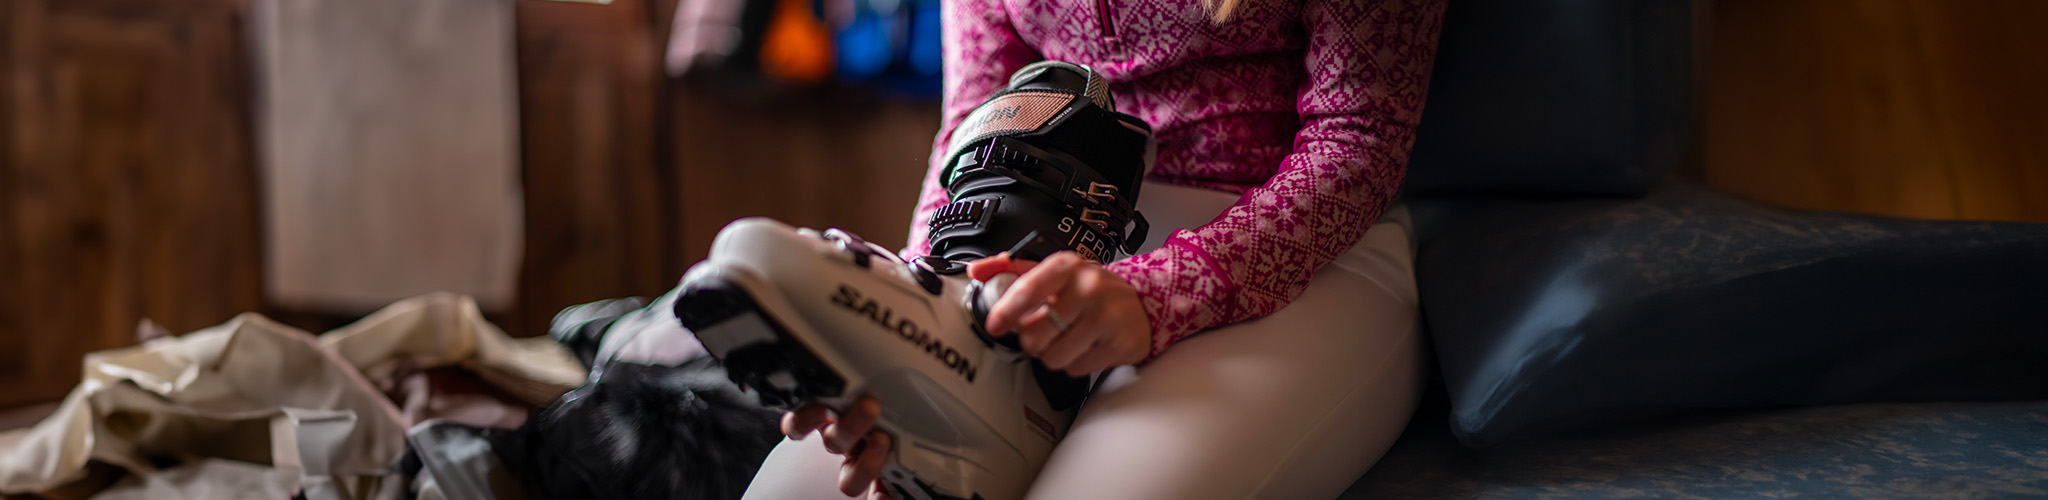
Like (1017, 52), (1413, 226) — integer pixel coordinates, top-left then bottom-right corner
(1405, 0), (1692, 196)
(1411, 181), (2048, 447)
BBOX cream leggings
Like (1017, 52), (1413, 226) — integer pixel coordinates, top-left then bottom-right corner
(743, 182), (1425, 500)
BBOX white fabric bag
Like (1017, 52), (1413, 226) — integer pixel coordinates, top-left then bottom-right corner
(0, 294), (583, 499)
(0, 313), (410, 499)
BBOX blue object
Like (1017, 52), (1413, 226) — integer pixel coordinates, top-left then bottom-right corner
(906, 0), (942, 77)
(836, 11), (891, 82)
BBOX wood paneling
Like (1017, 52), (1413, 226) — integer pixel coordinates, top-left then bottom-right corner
(515, 0), (941, 323)
(0, 0), (943, 407)
(1700, 0), (2048, 222)
(1, 0), (21, 392)
(0, 0), (260, 406)
(672, 86), (940, 265)
(512, 0), (677, 337)
(511, 0), (941, 331)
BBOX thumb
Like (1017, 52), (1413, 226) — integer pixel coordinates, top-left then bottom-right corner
(966, 253), (1014, 281)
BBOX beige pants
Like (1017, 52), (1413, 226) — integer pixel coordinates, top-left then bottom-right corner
(744, 183), (1424, 500)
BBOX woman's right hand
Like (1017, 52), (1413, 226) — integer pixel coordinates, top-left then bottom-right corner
(783, 397), (895, 499)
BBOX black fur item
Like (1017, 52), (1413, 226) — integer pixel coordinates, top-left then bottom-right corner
(549, 296), (650, 370)
(489, 357), (784, 500)
(399, 296), (782, 500)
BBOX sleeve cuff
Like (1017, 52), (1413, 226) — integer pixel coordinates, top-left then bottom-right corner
(1104, 233), (1241, 362)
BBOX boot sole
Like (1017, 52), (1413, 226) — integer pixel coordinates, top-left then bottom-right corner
(674, 277), (847, 408)
(674, 275), (987, 500)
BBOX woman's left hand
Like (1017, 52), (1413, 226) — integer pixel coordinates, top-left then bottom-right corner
(967, 251), (1152, 376)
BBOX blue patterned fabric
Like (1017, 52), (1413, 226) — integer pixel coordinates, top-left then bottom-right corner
(1341, 401), (2048, 499)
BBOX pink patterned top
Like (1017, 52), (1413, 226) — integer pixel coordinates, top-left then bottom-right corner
(905, 0), (1446, 359)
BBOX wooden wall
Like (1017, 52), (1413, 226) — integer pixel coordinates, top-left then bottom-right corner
(512, 0), (678, 339)
(1699, 0), (2048, 223)
(0, 0), (937, 407)
(509, 0), (938, 335)
(671, 87), (938, 265)
(1, 0), (263, 406)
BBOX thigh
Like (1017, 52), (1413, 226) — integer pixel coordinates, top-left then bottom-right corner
(1023, 207), (1423, 500)
(741, 436), (861, 500)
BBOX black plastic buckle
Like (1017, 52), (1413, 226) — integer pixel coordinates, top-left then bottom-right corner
(1121, 211), (1150, 255)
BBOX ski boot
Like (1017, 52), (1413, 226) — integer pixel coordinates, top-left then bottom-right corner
(675, 60), (1153, 500)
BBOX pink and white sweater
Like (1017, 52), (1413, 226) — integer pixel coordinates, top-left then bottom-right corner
(905, 0), (1446, 358)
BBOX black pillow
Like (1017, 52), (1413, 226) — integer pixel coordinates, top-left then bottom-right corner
(1412, 181), (2048, 446)
(1405, 0), (1692, 196)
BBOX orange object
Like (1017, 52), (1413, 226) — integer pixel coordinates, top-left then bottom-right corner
(758, 0), (834, 84)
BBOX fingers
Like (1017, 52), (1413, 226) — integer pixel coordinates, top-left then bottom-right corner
(984, 252), (1087, 335)
(838, 430), (893, 496)
(1023, 278), (1098, 362)
(966, 252), (1033, 281)
(823, 398), (883, 454)
(1040, 268), (1153, 376)
(792, 397), (886, 497)
(866, 476), (898, 500)
(1062, 313), (1146, 376)
(1036, 316), (1105, 372)
(1015, 274), (1097, 354)
(780, 404), (833, 440)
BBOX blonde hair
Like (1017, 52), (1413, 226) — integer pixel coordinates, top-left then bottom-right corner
(1201, 0), (1244, 23)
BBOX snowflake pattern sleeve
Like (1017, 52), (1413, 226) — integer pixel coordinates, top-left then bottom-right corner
(1104, 0), (1444, 359)
(906, 0), (1446, 361)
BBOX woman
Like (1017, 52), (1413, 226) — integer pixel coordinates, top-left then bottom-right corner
(748, 0), (1444, 498)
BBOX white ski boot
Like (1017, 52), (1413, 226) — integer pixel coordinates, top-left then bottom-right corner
(676, 60), (1153, 500)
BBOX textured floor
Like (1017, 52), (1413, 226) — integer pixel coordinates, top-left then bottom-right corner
(1341, 400), (2048, 499)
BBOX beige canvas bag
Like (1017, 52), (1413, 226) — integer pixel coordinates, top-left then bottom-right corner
(0, 294), (582, 500)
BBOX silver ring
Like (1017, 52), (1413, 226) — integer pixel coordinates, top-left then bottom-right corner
(1046, 309), (1073, 333)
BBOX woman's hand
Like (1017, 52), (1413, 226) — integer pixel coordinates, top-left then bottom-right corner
(775, 251), (1146, 498)
(782, 398), (895, 499)
(968, 251), (1153, 376)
